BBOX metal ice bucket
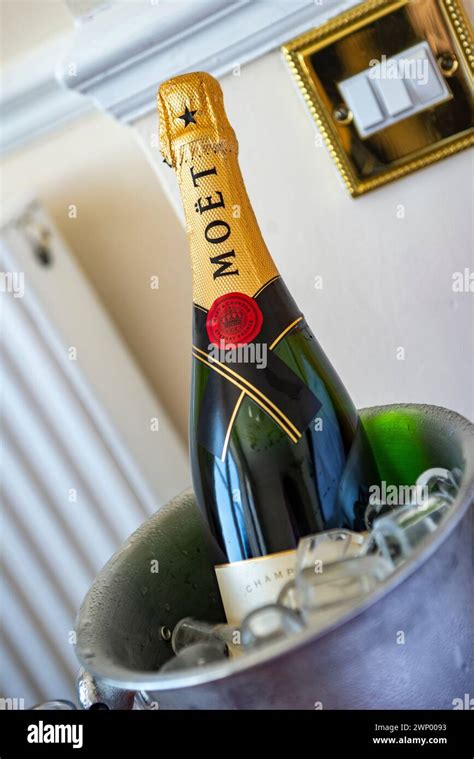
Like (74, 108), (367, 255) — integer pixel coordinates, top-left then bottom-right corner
(75, 405), (474, 709)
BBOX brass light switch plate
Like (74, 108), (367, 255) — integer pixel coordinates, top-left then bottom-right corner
(283, 0), (473, 196)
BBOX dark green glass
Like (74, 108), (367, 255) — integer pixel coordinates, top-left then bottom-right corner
(191, 319), (379, 563)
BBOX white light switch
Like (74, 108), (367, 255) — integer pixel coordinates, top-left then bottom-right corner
(337, 42), (451, 138)
(371, 77), (412, 116)
(341, 77), (384, 130)
(406, 46), (445, 103)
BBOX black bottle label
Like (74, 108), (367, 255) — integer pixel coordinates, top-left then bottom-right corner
(193, 277), (322, 460)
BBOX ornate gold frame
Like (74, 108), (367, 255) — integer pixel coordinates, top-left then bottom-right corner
(282, 0), (473, 196)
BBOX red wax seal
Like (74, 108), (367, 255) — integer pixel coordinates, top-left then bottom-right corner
(206, 292), (263, 347)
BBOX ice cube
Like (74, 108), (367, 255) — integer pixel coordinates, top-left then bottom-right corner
(295, 553), (392, 623)
(415, 467), (461, 504)
(295, 529), (366, 579)
(240, 603), (304, 649)
(367, 495), (451, 565)
(160, 642), (228, 673)
(364, 499), (395, 530)
(276, 580), (299, 611)
(171, 617), (238, 656)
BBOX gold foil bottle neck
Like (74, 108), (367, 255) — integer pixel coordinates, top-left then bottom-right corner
(157, 72), (238, 169)
(157, 71), (279, 309)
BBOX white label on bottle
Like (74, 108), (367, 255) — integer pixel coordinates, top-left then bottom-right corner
(215, 533), (366, 625)
(215, 549), (297, 625)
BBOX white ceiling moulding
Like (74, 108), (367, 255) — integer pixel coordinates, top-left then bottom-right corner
(0, 0), (359, 155)
(65, 0), (115, 23)
(58, 0), (359, 123)
(0, 36), (90, 155)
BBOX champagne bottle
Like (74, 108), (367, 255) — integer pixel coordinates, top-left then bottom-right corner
(157, 72), (379, 623)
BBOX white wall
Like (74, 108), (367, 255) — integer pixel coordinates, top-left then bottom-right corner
(1, 111), (193, 441)
(135, 49), (474, 421)
(0, 0), (72, 64)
